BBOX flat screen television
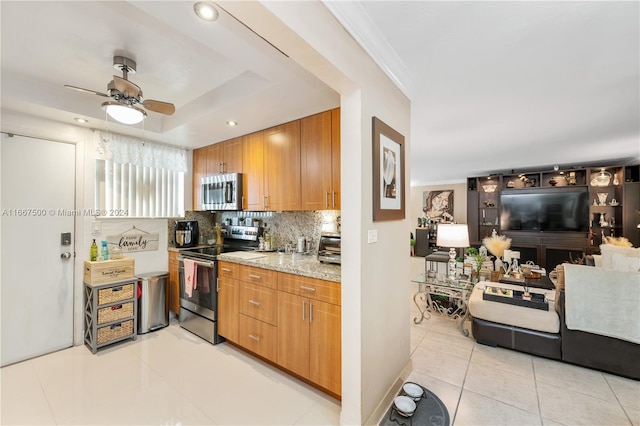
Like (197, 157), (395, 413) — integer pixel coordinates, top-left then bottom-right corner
(500, 189), (590, 233)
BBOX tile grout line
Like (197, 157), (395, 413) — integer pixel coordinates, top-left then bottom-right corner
(31, 357), (61, 425)
(531, 354), (545, 426)
(451, 340), (476, 425)
(603, 374), (635, 426)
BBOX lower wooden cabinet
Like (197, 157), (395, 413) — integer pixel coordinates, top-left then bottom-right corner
(218, 261), (240, 342)
(217, 262), (341, 396)
(277, 287), (342, 396)
(168, 251), (180, 315)
(238, 313), (277, 361)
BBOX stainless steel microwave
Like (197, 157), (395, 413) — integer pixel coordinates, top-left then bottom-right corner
(201, 173), (243, 210)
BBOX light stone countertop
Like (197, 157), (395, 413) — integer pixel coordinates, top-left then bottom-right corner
(217, 252), (341, 283)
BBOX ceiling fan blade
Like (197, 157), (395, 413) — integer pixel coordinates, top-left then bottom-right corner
(142, 99), (176, 115)
(64, 85), (109, 97)
(113, 75), (141, 97)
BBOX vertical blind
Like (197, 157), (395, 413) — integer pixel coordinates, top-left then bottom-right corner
(95, 131), (186, 218)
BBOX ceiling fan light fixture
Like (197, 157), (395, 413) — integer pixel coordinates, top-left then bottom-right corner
(194, 2), (219, 21)
(102, 101), (146, 124)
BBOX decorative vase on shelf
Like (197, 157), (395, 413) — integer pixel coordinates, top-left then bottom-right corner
(597, 192), (608, 206)
(613, 174), (620, 186)
(599, 213), (607, 227)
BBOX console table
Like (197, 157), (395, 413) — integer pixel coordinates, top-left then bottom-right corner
(411, 273), (474, 336)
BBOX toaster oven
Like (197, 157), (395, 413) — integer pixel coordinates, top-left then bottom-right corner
(317, 232), (341, 264)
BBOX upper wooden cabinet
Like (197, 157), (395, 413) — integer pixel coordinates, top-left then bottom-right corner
(192, 138), (243, 210)
(192, 148), (207, 211)
(192, 108), (340, 212)
(242, 131), (265, 211)
(300, 108), (341, 210)
(206, 137), (243, 175)
(263, 120), (302, 211)
(331, 108), (341, 210)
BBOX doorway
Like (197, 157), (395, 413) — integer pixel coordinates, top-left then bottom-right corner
(1, 133), (76, 366)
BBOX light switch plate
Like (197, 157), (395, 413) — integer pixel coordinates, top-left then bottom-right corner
(367, 229), (377, 244)
(91, 221), (102, 235)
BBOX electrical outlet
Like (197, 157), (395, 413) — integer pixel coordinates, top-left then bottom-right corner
(367, 229), (377, 244)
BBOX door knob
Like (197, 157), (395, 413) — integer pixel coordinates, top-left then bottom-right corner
(60, 252), (71, 260)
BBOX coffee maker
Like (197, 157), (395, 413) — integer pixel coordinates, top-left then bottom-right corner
(175, 220), (199, 248)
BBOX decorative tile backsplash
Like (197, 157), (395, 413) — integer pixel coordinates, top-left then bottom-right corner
(168, 210), (340, 253)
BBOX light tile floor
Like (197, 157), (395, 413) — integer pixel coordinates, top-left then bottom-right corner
(1, 283), (638, 425)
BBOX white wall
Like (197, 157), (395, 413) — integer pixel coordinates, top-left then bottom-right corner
(218, 2), (412, 424)
(410, 182), (468, 227)
(0, 110), (185, 345)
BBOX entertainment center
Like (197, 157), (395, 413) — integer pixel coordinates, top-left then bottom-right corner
(467, 163), (640, 269)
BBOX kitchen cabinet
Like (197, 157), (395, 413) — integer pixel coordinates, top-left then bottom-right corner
(300, 108), (341, 210)
(277, 272), (341, 396)
(168, 251), (180, 315)
(84, 278), (137, 353)
(235, 264), (278, 361)
(207, 137), (243, 175)
(242, 131), (265, 211)
(192, 148), (207, 210)
(192, 138), (243, 210)
(264, 120), (302, 211)
(218, 261), (240, 342)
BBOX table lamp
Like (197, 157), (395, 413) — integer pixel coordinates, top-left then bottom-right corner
(436, 224), (470, 280)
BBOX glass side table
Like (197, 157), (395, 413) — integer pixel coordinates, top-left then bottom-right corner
(411, 273), (474, 336)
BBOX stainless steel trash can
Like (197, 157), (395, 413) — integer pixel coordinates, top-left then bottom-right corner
(137, 272), (169, 334)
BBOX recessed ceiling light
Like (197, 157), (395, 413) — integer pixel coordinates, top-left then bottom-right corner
(194, 2), (219, 22)
(226, 121), (238, 127)
(74, 118), (89, 123)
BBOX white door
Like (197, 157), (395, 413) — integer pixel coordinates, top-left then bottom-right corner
(1, 134), (75, 366)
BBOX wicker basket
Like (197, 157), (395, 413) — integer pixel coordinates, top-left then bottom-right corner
(98, 283), (134, 305)
(490, 271), (502, 282)
(97, 319), (134, 344)
(97, 301), (134, 325)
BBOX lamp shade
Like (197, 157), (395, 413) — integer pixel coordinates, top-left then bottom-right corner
(102, 102), (146, 124)
(436, 224), (470, 248)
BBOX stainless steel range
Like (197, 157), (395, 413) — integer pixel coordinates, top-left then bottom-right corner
(178, 225), (262, 344)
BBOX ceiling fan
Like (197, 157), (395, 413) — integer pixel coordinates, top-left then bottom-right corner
(65, 56), (175, 124)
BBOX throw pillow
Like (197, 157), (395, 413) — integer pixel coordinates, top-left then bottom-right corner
(600, 244), (640, 272)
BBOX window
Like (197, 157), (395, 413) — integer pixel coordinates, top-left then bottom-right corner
(95, 131), (186, 218)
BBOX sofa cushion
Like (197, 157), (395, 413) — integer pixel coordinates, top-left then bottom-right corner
(600, 244), (640, 272)
(469, 282), (560, 334)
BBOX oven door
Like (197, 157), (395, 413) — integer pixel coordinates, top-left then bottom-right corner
(178, 256), (218, 321)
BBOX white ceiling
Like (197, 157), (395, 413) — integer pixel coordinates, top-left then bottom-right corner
(329, 1), (640, 184)
(0, 1), (339, 148)
(1, 1), (639, 186)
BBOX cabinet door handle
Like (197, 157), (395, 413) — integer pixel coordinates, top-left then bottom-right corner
(302, 301), (306, 321)
(249, 274), (261, 279)
(248, 299), (261, 306)
(326, 192), (330, 208)
(221, 267), (231, 272)
(310, 302), (314, 322)
(248, 334), (261, 342)
(332, 191), (336, 207)
(219, 162), (223, 174)
(299, 285), (316, 292)
(264, 196), (268, 208)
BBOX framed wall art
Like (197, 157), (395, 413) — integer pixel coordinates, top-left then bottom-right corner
(423, 190), (454, 222)
(372, 116), (405, 221)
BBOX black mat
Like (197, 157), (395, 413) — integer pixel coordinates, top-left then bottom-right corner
(379, 384), (450, 426)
